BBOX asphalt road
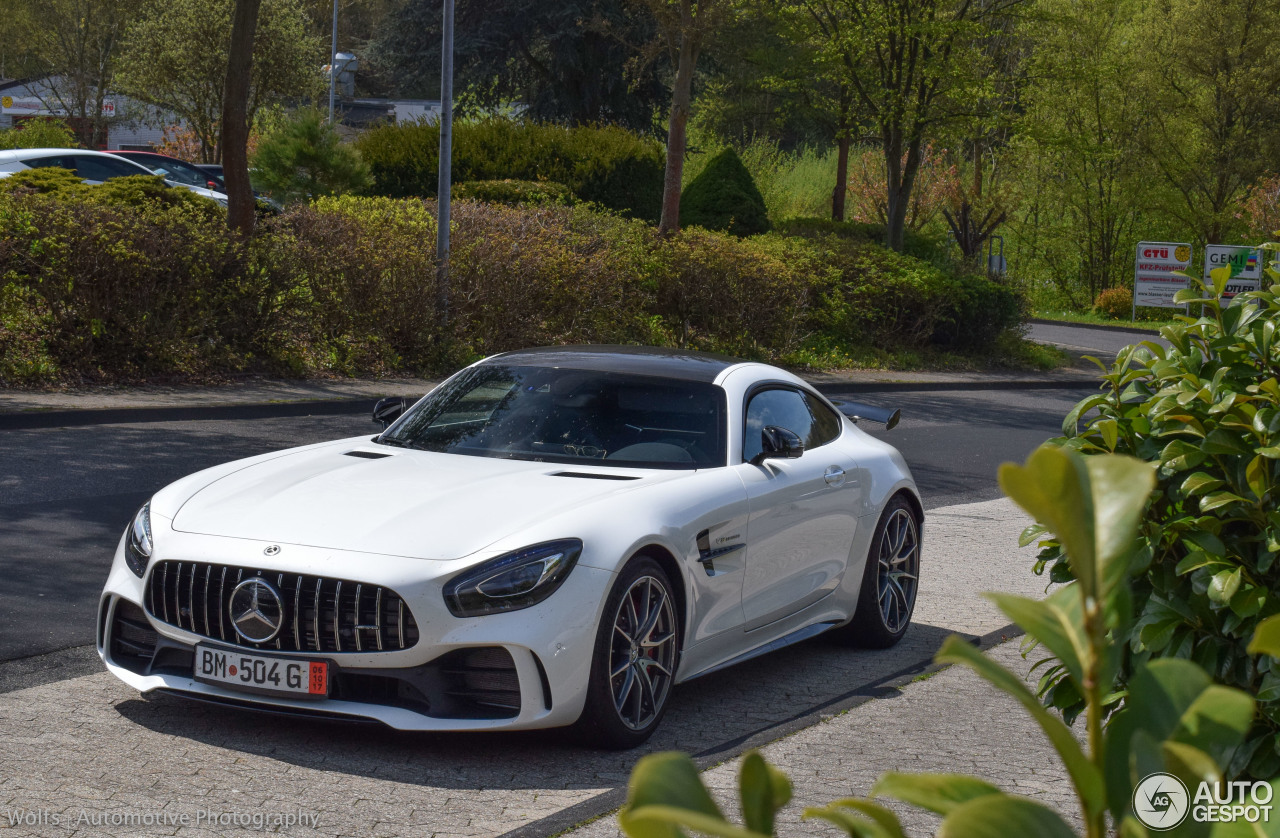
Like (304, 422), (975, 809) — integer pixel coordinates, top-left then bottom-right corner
(0, 383), (1097, 664)
(1026, 320), (1166, 356)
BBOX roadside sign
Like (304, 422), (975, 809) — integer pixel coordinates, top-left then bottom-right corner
(1, 96), (115, 117)
(1203, 244), (1261, 302)
(1134, 241), (1192, 311)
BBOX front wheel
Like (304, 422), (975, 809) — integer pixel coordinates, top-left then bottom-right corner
(832, 495), (921, 648)
(574, 557), (680, 749)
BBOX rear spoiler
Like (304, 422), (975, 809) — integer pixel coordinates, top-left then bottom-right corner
(830, 399), (901, 430)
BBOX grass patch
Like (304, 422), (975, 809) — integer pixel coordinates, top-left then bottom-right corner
(1032, 308), (1179, 330)
(783, 334), (1071, 374)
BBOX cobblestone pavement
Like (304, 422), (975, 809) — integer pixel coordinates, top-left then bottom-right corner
(565, 639), (1078, 838)
(0, 498), (1045, 837)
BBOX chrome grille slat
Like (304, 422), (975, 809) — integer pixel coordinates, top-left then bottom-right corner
(143, 561), (417, 654)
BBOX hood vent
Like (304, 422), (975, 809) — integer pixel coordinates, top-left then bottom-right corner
(344, 450), (392, 460)
(550, 471), (639, 481)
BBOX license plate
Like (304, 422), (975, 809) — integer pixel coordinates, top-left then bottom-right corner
(194, 644), (328, 699)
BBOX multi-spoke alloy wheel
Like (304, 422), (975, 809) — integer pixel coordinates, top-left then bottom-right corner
(608, 575), (677, 730)
(577, 557), (680, 748)
(875, 508), (919, 635)
(835, 495), (921, 649)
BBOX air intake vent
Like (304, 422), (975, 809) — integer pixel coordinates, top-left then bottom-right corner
(344, 450), (392, 460)
(110, 599), (158, 674)
(550, 471), (639, 481)
(144, 561), (419, 653)
(434, 647), (521, 718)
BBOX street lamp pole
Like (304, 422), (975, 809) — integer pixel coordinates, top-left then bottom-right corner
(435, 0), (454, 327)
(328, 0), (338, 124)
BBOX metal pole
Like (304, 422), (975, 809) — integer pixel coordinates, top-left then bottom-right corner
(435, 0), (454, 326)
(328, 0), (338, 124)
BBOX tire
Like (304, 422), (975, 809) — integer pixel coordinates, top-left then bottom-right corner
(574, 556), (681, 749)
(831, 495), (921, 649)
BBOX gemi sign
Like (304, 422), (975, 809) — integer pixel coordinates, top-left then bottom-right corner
(1204, 244), (1262, 303)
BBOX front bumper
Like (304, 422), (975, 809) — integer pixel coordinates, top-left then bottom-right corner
(98, 525), (612, 731)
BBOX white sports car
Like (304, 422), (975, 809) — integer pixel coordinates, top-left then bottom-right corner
(98, 346), (922, 747)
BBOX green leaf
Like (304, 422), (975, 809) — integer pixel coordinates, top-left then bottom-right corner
(1019, 523), (1049, 548)
(739, 751), (791, 835)
(806, 799), (906, 838)
(870, 773), (1001, 817)
(1181, 472), (1225, 495)
(1248, 615), (1280, 658)
(998, 446), (1153, 603)
(988, 589), (1088, 688)
(935, 636), (1105, 818)
(935, 795), (1077, 838)
(1207, 568), (1241, 604)
(1200, 491), (1248, 512)
(622, 806), (768, 838)
(1246, 455), (1270, 500)
(1063, 394), (1111, 436)
(803, 806), (896, 838)
(619, 752), (727, 838)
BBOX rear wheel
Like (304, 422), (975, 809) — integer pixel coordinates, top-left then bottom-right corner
(832, 495), (920, 648)
(574, 557), (680, 749)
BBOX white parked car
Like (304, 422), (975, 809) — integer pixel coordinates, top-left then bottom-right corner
(98, 346), (922, 747)
(0, 148), (228, 206)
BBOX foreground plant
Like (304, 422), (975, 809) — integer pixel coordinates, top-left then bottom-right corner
(618, 447), (1270, 837)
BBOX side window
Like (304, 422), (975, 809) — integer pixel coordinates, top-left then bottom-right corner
(801, 391), (843, 448)
(743, 388), (815, 463)
(74, 155), (150, 182)
(21, 156), (71, 170)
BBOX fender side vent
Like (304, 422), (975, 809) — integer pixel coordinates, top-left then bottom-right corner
(344, 450), (392, 460)
(550, 471), (639, 481)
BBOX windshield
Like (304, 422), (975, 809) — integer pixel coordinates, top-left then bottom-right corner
(379, 365), (727, 469)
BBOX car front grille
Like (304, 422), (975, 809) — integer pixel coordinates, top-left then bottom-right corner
(144, 561), (420, 653)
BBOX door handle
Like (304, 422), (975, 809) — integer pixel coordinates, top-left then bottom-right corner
(824, 466), (846, 487)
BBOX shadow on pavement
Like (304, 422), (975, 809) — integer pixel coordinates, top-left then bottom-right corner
(113, 622), (959, 792)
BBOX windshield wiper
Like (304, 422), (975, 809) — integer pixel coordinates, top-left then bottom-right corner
(373, 435), (413, 448)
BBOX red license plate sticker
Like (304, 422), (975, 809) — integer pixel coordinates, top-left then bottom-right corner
(308, 661), (328, 695)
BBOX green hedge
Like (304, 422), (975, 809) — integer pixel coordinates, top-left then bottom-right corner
(355, 118), (664, 221)
(452, 179), (573, 206)
(0, 185), (1027, 382)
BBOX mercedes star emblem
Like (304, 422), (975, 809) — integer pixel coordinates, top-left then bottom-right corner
(263, 544), (281, 556)
(228, 578), (285, 643)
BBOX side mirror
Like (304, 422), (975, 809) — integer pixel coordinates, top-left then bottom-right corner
(830, 399), (901, 430)
(753, 425), (804, 465)
(372, 396), (409, 428)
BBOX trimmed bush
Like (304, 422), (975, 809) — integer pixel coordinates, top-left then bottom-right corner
(355, 118), (664, 221)
(452, 179), (573, 206)
(679, 148), (770, 237)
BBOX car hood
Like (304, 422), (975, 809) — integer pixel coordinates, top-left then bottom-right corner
(171, 440), (682, 560)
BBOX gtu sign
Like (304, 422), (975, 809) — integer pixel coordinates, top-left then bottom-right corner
(1134, 241), (1192, 311)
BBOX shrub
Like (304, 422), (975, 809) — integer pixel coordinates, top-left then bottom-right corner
(650, 230), (824, 356)
(0, 119), (78, 151)
(251, 108), (372, 205)
(355, 118), (664, 220)
(1036, 271), (1280, 779)
(776, 216), (949, 262)
(679, 147), (770, 237)
(0, 283), (57, 383)
(452, 179), (573, 206)
(1093, 286), (1132, 319)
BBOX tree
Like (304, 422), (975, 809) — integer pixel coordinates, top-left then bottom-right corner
(252, 108), (372, 204)
(370, 0), (667, 133)
(223, 0), (263, 235)
(1007, 0), (1147, 306)
(828, 0), (1023, 252)
(680, 147), (770, 235)
(116, 0), (322, 163)
(634, 0), (735, 235)
(9, 0), (140, 148)
(1135, 0), (1280, 246)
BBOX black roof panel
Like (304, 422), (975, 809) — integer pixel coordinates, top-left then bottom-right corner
(482, 345), (745, 383)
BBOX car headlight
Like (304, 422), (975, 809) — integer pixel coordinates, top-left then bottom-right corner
(443, 539), (582, 617)
(124, 502), (153, 578)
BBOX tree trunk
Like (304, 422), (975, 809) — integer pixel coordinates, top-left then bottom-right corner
(658, 32), (699, 236)
(832, 93), (851, 222)
(221, 0), (262, 236)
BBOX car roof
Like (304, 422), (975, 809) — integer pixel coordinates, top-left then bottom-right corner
(482, 345), (746, 383)
(0, 148), (124, 163)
